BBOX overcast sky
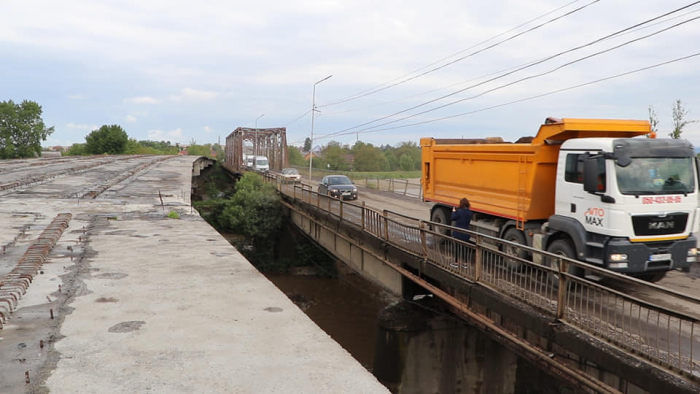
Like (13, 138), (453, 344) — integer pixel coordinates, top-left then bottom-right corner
(1, 0), (699, 149)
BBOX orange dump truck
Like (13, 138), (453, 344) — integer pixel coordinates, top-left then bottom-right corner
(421, 117), (699, 281)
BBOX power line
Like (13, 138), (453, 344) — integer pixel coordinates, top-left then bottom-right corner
(317, 52), (700, 139)
(319, 0), (601, 108)
(318, 3), (700, 139)
(322, 16), (700, 138)
(321, 0), (583, 106)
(282, 109), (312, 127)
(322, 7), (700, 117)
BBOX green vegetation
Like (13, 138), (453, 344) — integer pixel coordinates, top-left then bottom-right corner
(0, 100), (54, 159)
(167, 210), (180, 219)
(195, 172), (283, 269)
(298, 140), (421, 173)
(85, 124), (129, 154)
(65, 135), (224, 159)
(647, 100), (696, 139)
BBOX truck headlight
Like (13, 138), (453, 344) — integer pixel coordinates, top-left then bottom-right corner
(610, 253), (628, 262)
(688, 248), (698, 256)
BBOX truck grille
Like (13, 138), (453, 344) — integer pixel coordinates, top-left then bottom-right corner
(632, 213), (688, 236)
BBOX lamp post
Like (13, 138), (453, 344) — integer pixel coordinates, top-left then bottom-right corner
(255, 113), (265, 156)
(309, 75), (332, 183)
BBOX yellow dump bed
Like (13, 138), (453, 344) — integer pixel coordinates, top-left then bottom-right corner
(421, 118), (650, 222)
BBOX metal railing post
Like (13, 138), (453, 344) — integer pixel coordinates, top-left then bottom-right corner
(419, 220), (428, 259)
(339, 200), (344, 220)
(383, 209), (389, 241)
(556, 259), (567, 320)
(361, 201), (366, 230)
(475, 234), (482, 281)
(403, 179), (408, 196)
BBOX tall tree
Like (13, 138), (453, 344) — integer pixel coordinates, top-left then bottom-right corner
(322, 141), (348, 170)
(303, 137), (312, 151)
(0, 100), (54, 159)
(670, 99), (697, 139)
(84, 125), (129, 154)
(647, 105), (659, 138)
(353, 143), (387, 171)
(287, 146), (304, 166)
(394, 141), (421, 170)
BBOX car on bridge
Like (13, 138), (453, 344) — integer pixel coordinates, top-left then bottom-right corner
(281, 168), (301, 183)
(319, 175), (358, 200)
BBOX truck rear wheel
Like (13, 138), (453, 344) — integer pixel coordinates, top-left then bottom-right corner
(502, 228), (527, 271)
(545, 239), (583, 287)
(430, 207), (451, 236)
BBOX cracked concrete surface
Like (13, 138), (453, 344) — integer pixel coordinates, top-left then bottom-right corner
(0, 155), (388, 394)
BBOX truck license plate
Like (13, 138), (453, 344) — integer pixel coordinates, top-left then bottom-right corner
(649, 253), (671, 262)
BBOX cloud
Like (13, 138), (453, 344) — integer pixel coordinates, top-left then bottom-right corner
(124, 96), (160, 104)
(170, 88), (221, 102)
(125, 114), (138, 122)
(147, 128), (184, 143)
(203, 126), (213, 133)
(65, 123), (98, 131)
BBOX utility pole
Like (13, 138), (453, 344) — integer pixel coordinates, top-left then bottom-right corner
(309, 75), (332, 183)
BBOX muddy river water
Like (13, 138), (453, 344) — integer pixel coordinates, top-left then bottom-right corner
(265, 273), (397, 369)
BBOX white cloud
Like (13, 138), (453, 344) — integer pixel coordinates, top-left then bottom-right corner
(65, 123), (98, 131)
(203, 126), (213, 133)
(147, 128), (185, 143)
(125, 114), (138, 122)
(170, 88), (221, 102)
(124, 96), (160, 104)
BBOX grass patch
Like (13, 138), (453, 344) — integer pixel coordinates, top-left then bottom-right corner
(167, 210), (180, 219)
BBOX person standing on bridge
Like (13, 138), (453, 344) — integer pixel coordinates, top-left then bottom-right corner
(451, 198), (473, 268)
(451, 197), (472, 242)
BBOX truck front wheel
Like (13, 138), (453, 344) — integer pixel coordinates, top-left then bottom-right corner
(545, 239), (583, 287)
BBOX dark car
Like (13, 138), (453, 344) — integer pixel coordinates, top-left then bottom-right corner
(319, 175), (358, 200)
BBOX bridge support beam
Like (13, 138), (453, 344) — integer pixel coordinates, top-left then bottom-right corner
(374, 302), (518, 394)
(289, 209), (403, 295)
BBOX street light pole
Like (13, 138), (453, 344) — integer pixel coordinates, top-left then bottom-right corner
(309, 75), (332, 183)
(255, 113), (265, 156)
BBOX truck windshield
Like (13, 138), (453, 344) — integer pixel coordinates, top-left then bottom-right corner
(616, 157), (695, 195)
(257, 159), (268, 166)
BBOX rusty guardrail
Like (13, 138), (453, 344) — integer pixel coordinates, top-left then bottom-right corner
(264, 172), (700, 380)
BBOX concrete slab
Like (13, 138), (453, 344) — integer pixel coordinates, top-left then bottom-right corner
(0, 156), (388, 393)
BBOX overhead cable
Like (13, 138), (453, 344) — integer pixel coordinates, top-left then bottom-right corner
(315, 52), (700, 139)
(319, 0), (601, 108)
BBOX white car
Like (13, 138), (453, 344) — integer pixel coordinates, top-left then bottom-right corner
(281, 168), (301, 183)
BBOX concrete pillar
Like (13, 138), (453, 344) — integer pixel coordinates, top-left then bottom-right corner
(374, 302), (517, 394)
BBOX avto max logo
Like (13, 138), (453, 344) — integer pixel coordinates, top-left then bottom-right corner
(584, 207), (604, 226)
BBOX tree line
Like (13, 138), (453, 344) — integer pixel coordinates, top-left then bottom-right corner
(63, 124), (223, 158)
(287, 138), (422, 172)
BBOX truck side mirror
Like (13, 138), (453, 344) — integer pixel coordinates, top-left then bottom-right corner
(583, 158), (599, 193)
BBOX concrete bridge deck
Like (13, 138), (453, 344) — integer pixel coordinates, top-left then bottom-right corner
(0, 155), (388, 393)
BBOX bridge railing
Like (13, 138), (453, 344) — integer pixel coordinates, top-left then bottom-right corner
(267, 173), (700, 380)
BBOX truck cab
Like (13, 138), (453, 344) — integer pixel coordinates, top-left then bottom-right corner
(551, 137), (698, 280)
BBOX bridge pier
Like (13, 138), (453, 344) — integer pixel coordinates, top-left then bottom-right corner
(373, 301), (518, 394)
